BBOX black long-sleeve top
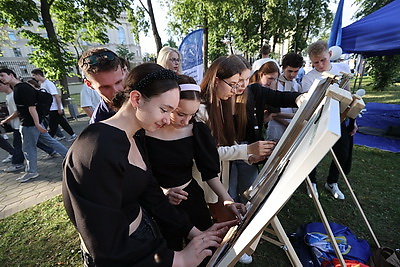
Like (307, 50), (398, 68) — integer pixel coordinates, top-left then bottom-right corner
(62, 123), (193, 266)
(145, 122), (220, 188)
(244, 83), (301, 143)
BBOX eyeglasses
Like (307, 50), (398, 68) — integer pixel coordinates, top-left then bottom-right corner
(81, 51), (117, 67)
(221, 79), (242, 93)
(169, 57), (180, 63)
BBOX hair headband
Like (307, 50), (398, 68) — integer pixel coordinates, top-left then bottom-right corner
(132, 69), (178, 91)
(179, 84), (200, 92)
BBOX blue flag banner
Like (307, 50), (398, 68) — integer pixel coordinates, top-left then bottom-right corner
(179, 29), (204, 84)
(328, 0), (344, 47)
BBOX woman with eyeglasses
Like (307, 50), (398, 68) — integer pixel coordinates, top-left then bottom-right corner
(195, 55), (273, 223)
(145, 74), (245, 256)
(229, 56), (300, 199)
(62, 63), (234, 266)
(157, 46), (182, 74)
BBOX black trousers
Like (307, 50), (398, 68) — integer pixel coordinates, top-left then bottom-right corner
(309, 120), (354, 184)
(48, 110), (74, 137)
(81, 210), (160, 267)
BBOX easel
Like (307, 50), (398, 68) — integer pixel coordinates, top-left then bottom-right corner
(261, 216), (303, 266)
(208, 80), (344, 266)
(257, 80), (380, 267)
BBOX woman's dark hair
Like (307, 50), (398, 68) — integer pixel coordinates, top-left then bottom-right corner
(26, 79), (40, 89)
(177, 74), (200, 102)
(112, 63), (178, 109)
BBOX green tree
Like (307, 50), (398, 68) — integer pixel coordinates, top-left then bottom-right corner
(166, 0), (231, 68)
(354, 0), (400, 90)
(164, 38), (178, 48)
(286, 0), (332, 54)
(166, 0), (333, 67)
(128, 0), (163, 53)
(0, 27), (11, 56)
(0, 0), (133, 98)
(116, 44), (136, 61)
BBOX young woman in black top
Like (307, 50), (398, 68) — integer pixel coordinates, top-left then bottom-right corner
(62, 63), (233, 266)
(145, 75), (245, 251)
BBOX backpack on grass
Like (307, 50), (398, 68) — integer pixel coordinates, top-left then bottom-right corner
(35, 89), (53, 118)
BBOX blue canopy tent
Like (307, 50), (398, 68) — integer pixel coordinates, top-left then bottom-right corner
(341, 0), (400, 57)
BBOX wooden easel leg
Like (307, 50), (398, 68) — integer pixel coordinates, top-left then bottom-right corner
(261, 216), (302, 266)
(329, 148), (381, 248)
(305, 177), (347, 267)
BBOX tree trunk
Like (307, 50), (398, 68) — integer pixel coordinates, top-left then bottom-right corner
(203, 16), (209, 72)
(40, 0), (70, 99)
(147, 0), (162, 53)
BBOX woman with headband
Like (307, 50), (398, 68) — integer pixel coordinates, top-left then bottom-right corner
(145, 75), (245, 253)
(62, 64), (233, 266)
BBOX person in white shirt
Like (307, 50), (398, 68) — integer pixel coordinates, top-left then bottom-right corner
(302, 40), (357, 200)
(80, 83), (101, 118)
(251, 44), (280, 73)
(31, 69), (77, 142)
(267, 52), (304, 141)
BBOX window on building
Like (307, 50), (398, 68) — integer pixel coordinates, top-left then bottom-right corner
(8, 31), (17, 41)
(118, 26), (126, 45)
(19, 65), (28, 75)
(13, 48), (22, 57)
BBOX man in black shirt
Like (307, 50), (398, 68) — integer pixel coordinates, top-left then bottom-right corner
(0, 68), (68, 182)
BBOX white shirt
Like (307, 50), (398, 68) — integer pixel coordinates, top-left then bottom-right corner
(40, 79), (63, 111)
(5, 92), (20, 130)
(80, 84), (101, 110)
(302, 62), (350, 92)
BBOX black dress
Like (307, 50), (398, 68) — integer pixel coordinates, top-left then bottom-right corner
(145, 122), (220, 250)
(62, 123), (193, 266)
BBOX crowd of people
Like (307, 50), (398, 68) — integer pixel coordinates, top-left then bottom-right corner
(0, 39), (356, 266)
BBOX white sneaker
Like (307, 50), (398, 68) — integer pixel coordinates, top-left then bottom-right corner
(4, 164), (25, 172)
(2, 154), (13, 163)
(16, 172), (39, 183)
(55, 136), (65, 141)
(239, 253), (253, 264)
(307, 183), (319, 199)
(325, 183), (345, 199)
(67, 134), (77, 142)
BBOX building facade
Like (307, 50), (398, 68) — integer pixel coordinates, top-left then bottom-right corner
(0, 13), (142, 80)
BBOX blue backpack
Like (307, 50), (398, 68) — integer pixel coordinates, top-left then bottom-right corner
(304, 222), (371, 266)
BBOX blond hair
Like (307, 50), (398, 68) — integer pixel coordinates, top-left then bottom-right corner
(307, 40), (329, 57)
(157, 46), (182, 73)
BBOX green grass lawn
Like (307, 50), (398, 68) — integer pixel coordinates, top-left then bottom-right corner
(1, 78), (399, 266)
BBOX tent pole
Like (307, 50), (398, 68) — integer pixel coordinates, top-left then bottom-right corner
(358, 56), (366, 90)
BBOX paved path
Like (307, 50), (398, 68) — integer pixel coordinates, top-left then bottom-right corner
(0, 117), (89, 219)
